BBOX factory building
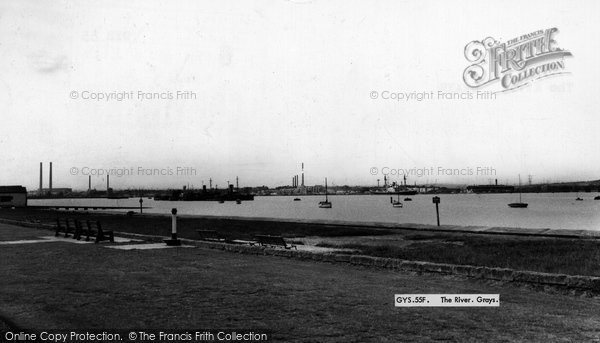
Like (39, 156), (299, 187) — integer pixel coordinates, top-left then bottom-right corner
(0, 186), (27, 207)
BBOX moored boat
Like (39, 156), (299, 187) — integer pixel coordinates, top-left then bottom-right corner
(318, 178), (332, 208)
(508, 175), (528, 208)
(391, 193), (403, 208)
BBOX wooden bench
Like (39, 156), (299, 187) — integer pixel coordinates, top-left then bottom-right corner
(196, 230), (230, 243)
(84, 220), (114, 243)
(255, 235), (296, 250)
(55, 218), (82, 239)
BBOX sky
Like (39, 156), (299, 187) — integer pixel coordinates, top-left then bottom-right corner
(0, 0), (599, 191)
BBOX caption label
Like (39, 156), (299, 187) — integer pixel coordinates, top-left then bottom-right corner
(395, 294), (500, 307)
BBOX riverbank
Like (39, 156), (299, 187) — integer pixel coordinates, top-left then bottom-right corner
(1, 207), (600, 277)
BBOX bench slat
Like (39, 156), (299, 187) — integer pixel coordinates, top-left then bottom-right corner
(86, 220), (114, 243)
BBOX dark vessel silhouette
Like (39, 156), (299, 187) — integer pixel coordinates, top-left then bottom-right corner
(508, 175), (528, 208)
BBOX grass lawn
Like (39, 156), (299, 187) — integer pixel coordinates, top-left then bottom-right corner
(315, 232), (600, 277)
(1, 224), (600, 342)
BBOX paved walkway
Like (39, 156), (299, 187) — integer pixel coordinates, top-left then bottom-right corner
(1, 224), (599, 342)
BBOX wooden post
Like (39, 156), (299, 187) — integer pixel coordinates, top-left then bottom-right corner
(171, 208), (177, 239)
(432, 196), (440, 226)
(164, 208), (181, 246)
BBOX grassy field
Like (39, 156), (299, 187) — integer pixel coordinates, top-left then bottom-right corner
(2, 208), (600, 276)
(1, 224), (600, 342)
(315, 232), (600, 277)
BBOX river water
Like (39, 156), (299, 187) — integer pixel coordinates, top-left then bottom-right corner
(28, 193), (600, 231)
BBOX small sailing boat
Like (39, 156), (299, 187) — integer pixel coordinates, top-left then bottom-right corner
(508, 175), (528, 208)
(318, 178), (332, 208)
(391, 193), (403, 208)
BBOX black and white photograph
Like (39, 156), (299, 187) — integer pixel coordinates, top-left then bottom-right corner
(1, 0), (599, 342)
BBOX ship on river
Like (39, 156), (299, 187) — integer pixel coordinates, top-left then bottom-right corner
(154, 184), (254, 202)
(370, 175), (418, 195)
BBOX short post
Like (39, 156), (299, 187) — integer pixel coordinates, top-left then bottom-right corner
(139, 198), (143, 214)
(164, 208), (181, 246)
(432, 196), (441, 226)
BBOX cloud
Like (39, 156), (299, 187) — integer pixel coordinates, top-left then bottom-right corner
(29, 51), (69, 73)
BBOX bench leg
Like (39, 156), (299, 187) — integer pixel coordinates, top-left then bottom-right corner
(94, 231), (114, 244)
(74, 224), (84, 240)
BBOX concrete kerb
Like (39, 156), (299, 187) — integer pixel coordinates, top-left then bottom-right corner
(3, 218), (600, 295)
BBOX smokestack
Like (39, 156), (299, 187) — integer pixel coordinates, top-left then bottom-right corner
(301, 162), (304, 187)
(88, 175), (91, 191)
(39, 162), (43, 193)
(49, 162), (53, 193)
(107, 174), (110, 192)
(495, 179), (498, 186)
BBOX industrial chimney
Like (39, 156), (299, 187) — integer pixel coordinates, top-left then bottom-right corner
(107, 174), (110, 193)
(88, 175), (91, 192)
(39, 162), (43, 193)
(49, 162), (53, 193)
